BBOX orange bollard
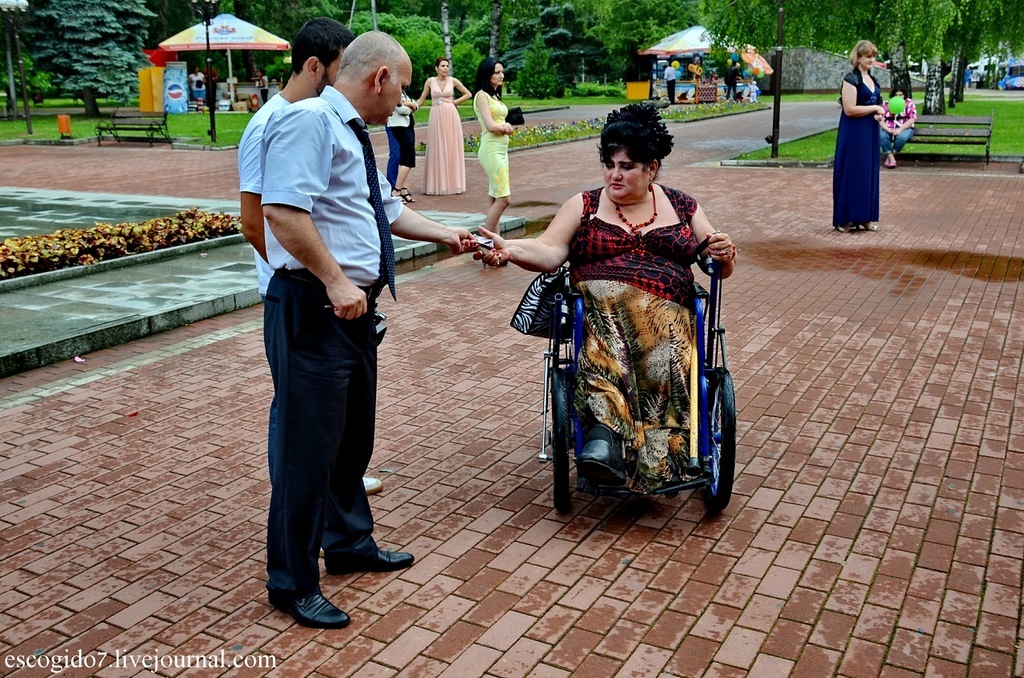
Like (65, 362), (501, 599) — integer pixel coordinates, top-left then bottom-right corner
(56, 114), (72, 139)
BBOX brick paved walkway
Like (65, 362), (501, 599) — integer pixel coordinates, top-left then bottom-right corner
(1, 110), (1023, 676)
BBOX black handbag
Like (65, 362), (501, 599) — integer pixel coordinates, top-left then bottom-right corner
(510, 267), (570, 337)
(506, 106), (525, 126)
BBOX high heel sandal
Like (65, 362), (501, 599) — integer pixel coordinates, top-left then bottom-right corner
(399, 187), (415, 204)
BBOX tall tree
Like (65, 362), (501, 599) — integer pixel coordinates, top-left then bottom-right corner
(29, 0), (154, 115)
(504, 2), (605, 89)
(587, 0), (700, 79)
(442, 0), (453, 61)
(490, 0), (502, 56)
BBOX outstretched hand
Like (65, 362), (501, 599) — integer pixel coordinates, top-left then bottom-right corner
(447, 227), (478, 255)
(473, 227), (510, 267)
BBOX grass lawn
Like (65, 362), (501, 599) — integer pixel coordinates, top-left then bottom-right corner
(0, 100), (629, 147)
(737, 93), (1023, 161)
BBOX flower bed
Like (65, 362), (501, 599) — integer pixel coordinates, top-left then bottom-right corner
(0, 209), (241, 280)
(464, 118), (604, 153)
(660, 100), (768, 121)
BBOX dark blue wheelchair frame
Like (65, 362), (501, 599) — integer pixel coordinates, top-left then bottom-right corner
(539, 256), (736, 515)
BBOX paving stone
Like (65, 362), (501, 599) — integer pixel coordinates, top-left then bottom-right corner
(1, 101), (1022, 676)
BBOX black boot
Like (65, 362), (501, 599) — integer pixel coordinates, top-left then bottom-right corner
(577, 424), (627, 486)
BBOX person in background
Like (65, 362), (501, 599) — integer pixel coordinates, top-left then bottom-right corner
(416, 57), (472, 195)
(832, 39), (885, 233)
(260, 32), (478, 629)
(188, 66), (205, 102)
(476, 104), (736, 492)
(237, 19), (383, 497)
(385, 90), (419, 203)
(747, 78), (759, 103)
(254, 68), (269, 103)
(879, 87), (916, 169)
(724, 61), (740, 101)
(472, 57), (514, 238)
(663, 60), (677, 104)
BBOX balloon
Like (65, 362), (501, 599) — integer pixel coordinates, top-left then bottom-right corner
(743, 69), (752, 78)
(727, 59), (733, 66)
(888, 96), (906, 115)
(731, 53), (739, 62)
(688, 64), (699, 74)
(753, 68), (761, 76)
(671, 60), (680, 69)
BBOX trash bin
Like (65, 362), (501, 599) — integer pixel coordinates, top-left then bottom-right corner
(56, 114), (72, 139)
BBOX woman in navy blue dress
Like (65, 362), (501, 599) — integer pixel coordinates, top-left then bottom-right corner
(833, 40), (886, 232)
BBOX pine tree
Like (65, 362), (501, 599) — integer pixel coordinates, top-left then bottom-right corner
(29, 0), (154, 114)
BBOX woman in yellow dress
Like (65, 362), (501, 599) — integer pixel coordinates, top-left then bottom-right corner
(472, 58), (514, 234)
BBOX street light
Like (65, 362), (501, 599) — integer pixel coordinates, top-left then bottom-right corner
(190, 0), (220, 143)
(769, 0), (784, 158)
(1, 0), (31, 133)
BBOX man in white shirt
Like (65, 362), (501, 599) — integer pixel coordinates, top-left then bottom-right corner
(238, 18), (389, 497)
(664, 61), (677, 103)
(260, 31), (477, 629)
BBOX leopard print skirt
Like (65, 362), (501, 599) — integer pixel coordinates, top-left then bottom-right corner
(573, 279), (695, 493)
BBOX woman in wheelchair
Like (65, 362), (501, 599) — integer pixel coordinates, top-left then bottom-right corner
(477, 104), (736, 492)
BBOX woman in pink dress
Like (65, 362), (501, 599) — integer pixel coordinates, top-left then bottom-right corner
(416, 57), (472, 195)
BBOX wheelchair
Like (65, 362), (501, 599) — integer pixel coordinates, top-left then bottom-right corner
(538, 254), (735, 515)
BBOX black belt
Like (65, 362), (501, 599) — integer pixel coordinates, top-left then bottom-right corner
(276, 268), (384, 303)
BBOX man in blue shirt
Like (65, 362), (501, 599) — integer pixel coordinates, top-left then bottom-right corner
(261, 31), (477, 629)
(238, 18), (382, 497)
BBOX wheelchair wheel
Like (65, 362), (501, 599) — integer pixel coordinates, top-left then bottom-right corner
(704, 367), (736, 515)
(549, 368), (572, 514)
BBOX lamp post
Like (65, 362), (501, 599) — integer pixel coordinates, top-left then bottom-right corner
(769, 0), (784, 158)
(190, 0), (219, 143)
(1, 0), (30, 132)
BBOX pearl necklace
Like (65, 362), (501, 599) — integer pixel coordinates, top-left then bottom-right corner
(613, 185), (657, 235)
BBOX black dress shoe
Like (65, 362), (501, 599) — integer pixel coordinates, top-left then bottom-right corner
(270, 592), (350, 629)
(325, 549), (414, 575)
(577, 424), (627, 486)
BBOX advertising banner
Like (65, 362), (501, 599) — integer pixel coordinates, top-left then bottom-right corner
(163, 61), (189, 114)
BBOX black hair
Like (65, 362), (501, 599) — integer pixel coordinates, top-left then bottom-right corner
(889, 86), (908, 99)
(291, 17), (356, 76)
(474, 57), (503, 98)
(598, 103), (674, 167)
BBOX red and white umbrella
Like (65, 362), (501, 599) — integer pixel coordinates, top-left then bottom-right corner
(159, 14), (289, 101)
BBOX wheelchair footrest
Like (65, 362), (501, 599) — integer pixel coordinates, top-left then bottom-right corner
(577, 474), (710, 498)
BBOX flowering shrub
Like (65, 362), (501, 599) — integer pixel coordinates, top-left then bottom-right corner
(0, 209), (241, 280)
(418, 118), (605, 155)
(660, 100), (768, 121)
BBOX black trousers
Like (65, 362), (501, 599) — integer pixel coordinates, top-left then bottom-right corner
(263, 270), (381, 599)
(667, 79), (676, 103)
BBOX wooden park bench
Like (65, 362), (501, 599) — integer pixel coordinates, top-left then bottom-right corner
(904, 113), (993, 166)
(95, 109), (172, 146)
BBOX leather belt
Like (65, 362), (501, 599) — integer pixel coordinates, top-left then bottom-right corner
(277, 268), (383, 303)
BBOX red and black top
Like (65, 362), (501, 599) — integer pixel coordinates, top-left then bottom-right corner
(569, 186), (701, 306)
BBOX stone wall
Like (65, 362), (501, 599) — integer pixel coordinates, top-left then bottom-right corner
(771, 47), (925, 94)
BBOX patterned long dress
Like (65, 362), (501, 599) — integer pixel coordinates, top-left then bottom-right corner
(569, 187), (705, 493)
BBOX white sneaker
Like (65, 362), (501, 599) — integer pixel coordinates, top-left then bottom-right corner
(363, 476), (383, 495)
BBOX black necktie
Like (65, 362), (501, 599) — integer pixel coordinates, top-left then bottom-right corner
(348, 120), (396, 300)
